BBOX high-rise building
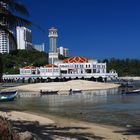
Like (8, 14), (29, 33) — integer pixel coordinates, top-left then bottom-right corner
(16, 26), (33, 50)
(33, 43), (45, 52)
(0, 2), (13, 54)
(57, 46), (68, 57)
(48, 27), (58, 64)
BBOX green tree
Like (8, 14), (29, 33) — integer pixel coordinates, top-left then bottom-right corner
(2, 50), (48, 74)
(58, 54), (69, 60)
(106, 58), (140, 76)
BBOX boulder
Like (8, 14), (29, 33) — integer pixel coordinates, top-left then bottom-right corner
(19, 131), (34, 140)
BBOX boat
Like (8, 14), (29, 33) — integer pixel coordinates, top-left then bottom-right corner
(40, 90), (58, 95)
(121, 89), (140, 95)
(69, 89), (82, 95)
(0, 90), (17, 95)
(120, 83), (133, 88)
(119, 79), (134, 88)
(0, 91), (18, 101)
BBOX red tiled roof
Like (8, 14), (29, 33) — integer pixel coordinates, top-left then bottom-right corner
(44, 64), (58, 68)
(63, 56), (88, 63)
(23, 66), (36, 69)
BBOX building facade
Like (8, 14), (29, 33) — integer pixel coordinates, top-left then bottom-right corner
(19, 56), (117, 81)
(57, 57), (106, 75)
(57, 46), (68, 57)
(16, 26), (33, 50)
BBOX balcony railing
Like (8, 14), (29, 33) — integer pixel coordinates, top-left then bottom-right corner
(2, 72), (118, 79)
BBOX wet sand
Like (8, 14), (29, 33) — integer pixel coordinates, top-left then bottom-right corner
(0, 110), (139, 140)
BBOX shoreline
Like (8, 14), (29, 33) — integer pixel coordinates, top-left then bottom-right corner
(3, 80), (120, 93)
(0, 110), (138, 140)
(120, 76), (140, 80)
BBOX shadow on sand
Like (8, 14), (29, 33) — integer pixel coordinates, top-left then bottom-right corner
(0, 107), (27, 112)
(10, 119), (104, 140)
(0, 108), (104, 140)
(114, 125), (140, 136)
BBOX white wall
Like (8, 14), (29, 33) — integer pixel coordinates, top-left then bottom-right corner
(40, 67), (60, 77)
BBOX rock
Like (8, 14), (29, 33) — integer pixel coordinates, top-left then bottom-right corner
(34, 121), (39, 127)
(0, 116), (20, 140)
(19, 131), (34, 140)
(126, 124), (132, 128)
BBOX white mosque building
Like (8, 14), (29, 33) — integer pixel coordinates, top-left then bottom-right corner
(19, 27), (118, 82)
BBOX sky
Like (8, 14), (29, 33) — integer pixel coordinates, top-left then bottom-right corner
(22, 0), (140, 59)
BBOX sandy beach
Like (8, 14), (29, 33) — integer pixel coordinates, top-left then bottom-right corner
(0, 110), (139, 140)
(5, 80), (120, 93)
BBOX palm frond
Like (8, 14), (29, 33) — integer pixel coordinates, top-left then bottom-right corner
(0, 8), (32, 29)
(0, 0), (29, 16)
(9, 14), (32, 27)
(14, 2), (29, 16)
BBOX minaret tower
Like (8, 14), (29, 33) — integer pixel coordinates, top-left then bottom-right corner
(48, 27), (58, 52)
(48, 27), (58, 64)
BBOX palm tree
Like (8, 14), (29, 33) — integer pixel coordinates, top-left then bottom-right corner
(0, 0), (32, 82)
(0, 54), (3, 83)
(0, 0), (32, 42)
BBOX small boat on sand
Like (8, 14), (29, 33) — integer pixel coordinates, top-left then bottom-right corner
(40, 90), (58, 95)
(122, 89), (140, 95)
(69, 89), (82, 95)
(0, 91), (18, 101)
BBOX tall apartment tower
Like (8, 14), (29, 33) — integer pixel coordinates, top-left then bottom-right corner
(0, 31), (9, 53)
(48, 27), (58, 64)
(57, 46), (69, 57)
(0, 2), (15, 53)
(16, 26), (33, 50)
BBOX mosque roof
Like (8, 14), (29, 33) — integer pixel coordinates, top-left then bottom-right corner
(63, 56), (88, 63)
(44, 64), (58, 68)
